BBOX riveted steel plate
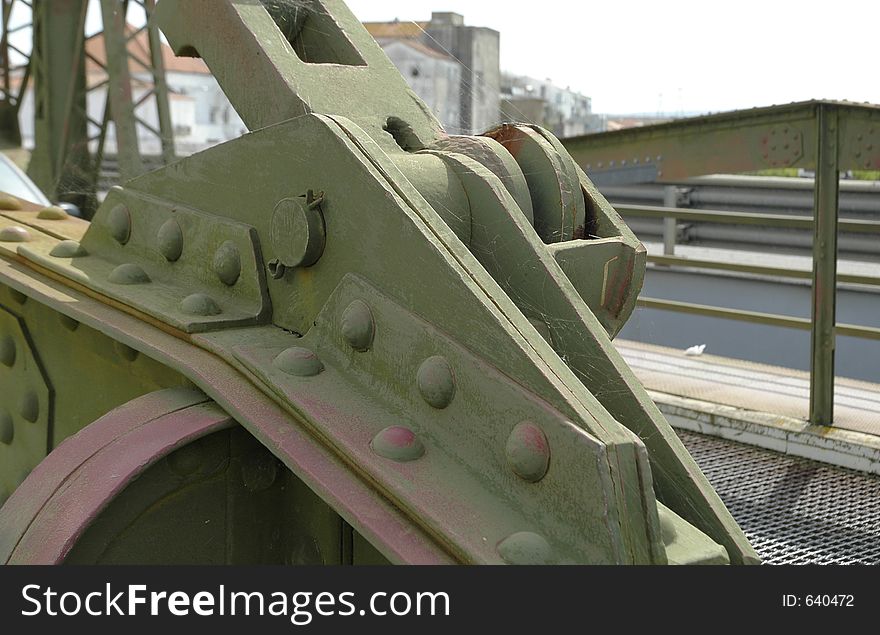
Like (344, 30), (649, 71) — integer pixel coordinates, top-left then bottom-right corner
(0, 304), (51, 507)
(18, 189), (271, 332)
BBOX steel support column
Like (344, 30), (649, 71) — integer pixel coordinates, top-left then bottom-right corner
(662, 186), (677, 255)
(0, 0), (30, 148)
(143, 0), (175, 164)
(809, 104), (839, 426)
(26, 0), (94, 210)
(99, 0), (143, 179)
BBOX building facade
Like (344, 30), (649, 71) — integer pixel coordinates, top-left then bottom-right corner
(501, 73), (604, 138)
(365, 12), (500, 135)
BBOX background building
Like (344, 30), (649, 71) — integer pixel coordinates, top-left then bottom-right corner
(17, 27), (246, 156)
(501, 73), (604, 137)
(365, 12), (500, 135)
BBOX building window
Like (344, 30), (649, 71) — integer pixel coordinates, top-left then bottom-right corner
(411, 66), (421, 78)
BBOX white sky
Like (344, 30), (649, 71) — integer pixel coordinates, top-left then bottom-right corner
(345, 0), (880, 115)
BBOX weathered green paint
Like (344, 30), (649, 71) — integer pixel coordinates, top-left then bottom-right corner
(0, 0), (758, 564)
(810, 105), (840, 425)
(26, 0), (95, 211)
(562, 100), (880, 184)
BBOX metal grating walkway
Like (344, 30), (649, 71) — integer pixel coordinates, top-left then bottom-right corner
(677, 430), (880, 565)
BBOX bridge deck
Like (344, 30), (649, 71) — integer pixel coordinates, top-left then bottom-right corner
(616, 339), (880, 436)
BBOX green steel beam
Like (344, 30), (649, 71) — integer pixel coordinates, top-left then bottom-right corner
(143, 0), (175, 164)
(810, 105), (840, 426)
(562, 100), (880, 184)
(26, 0), (95, 211)
(99, 0), (144, 179)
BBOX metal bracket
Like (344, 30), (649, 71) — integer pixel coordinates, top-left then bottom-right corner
(18, 188), (272, 333)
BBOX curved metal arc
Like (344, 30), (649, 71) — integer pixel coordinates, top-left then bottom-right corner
(0, 389), (230, 564)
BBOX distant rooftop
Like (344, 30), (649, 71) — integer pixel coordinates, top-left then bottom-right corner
(363, 20), (427, 40)
(85, 25), (210, 76)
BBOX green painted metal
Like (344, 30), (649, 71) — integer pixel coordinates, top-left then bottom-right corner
(562, 100), (880, 184)
(810, 105), (840, 426)
(142, 0), (176, 165)
(26, 0), (95, 211)
(565, 101), (880, 429)
(0, 0), (30, 148)
(0, 0), (759, 564)
(99, 0), (144, 179)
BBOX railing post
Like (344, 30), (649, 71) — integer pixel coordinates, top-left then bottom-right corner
(809, 104), (839, 426)
(663, 186), (678, 255)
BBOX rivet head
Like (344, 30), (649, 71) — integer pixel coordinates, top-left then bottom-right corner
(157, 219), (184, 261)
(58, 314), (79, 331)
(0, 335), (15, 367)
(213, 240), (241, 285)
(107, 204), (131, 244)
(37, 206), (68, 220)
(180, 293), (222, 316)
(0, 410), (13, 445)
(416, 356), (455, 409)
(0, 226), (31, 242)
(497, 531), (554, 564)
(0, 192), (22, 210)
(341, 300), (375, 351)
(241, 454), (279, 493)
(113, 341), (139, 362)
(167, 443), (204, 477)
(20, 391), (39, 423)
(505, 421), (550, 482)
(270, 192), (326, 269)
(8, 289), (26, 305)
(108, 263), (150, 285)
(273, 347), (324, 377)
(371, 426), (425, 462)
(49, 240), (88, 258)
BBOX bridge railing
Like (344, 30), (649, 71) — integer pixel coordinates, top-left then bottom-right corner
(614, 200), (880, 425)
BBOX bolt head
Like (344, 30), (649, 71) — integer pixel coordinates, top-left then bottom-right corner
(157, 219), (184, 261)
(273, 347), (324, 377)
(0, 335), (15, 367)
(49, 240), (87, 258)
(180, 293), (222, 316)
(213, 240), (241, 285)
(371, 426), (425, 462)
(107, 204), (131, 244)
(341, 300), (375, 352)
(416, 356), (455, 409)
(0, 226), (31, 243)
(497, 531), (554, 564)
(505, 421), (550, 482)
